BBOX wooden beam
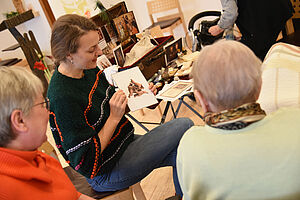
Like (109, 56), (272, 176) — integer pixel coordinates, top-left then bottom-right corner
(38, 0), (55, 27)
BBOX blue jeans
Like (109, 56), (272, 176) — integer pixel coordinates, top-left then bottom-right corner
(87, 118), (194, 196)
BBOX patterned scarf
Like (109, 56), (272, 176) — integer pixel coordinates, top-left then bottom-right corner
(203, 103), (266, 130)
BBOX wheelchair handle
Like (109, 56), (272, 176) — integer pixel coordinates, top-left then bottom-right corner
(188, 11), (221, 30)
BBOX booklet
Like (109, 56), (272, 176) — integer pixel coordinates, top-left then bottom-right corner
(112, 67), (158, 111)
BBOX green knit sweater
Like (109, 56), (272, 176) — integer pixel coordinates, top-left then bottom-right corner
(47, 67), (134, 178)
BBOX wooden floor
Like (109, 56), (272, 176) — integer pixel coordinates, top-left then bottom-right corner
(128, 98), (204, 200)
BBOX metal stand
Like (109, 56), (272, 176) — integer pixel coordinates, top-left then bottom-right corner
(127, 94), (203, 132)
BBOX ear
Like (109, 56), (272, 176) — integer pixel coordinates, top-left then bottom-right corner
(66, 53), (73, 63)
(194, 89), (209, 114)
(10, 110), (28, 134)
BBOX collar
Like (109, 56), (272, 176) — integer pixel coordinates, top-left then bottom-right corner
(204, 103), (266, 130)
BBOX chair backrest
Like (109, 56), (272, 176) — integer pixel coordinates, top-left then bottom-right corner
(286, 0), (300, 34)
(291, 0), (300, 19)
(147, 0), (184, 23)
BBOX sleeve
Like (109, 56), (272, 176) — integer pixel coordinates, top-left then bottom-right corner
(49, 97), (103, 178)
(218, 0), (238, 29)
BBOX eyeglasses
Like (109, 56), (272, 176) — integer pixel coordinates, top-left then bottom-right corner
(33, 97), (50, 111)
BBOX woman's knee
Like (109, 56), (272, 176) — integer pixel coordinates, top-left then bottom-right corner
(171, 118), (194, 131)
(164, 118), (194, 138)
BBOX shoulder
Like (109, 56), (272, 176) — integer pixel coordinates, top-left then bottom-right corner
(267, 108), (300, 125)
(38, 151), (64, 168)
(269, 107), (300, 118)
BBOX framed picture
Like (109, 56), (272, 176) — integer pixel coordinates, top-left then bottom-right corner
(113, 11), (139, 42)
(97, 55), (112, 70)
(163, 37), (183, 66)
(123, 11), (139, 35)
(104, 24), (118, 41)
(113, 14), (130, 41)
(156, 80), (193, 101)
(98, 28), (104, 41)
(113, 45), (125, 67)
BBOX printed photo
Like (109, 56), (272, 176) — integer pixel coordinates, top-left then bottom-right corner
(98, 28), (104, 41)
(113, 15), (129, 41)
(128, 79), (148, 98)
(164, 37), (183, 65)
(156, 80), (193, 101)
(113, 11), (139, 41)
(113, 45), (125, 67)
(123, 11), (139, 35)
(112, 67), (158, 111)
(104, 24), (117, 40)
(97, 55), (112, 69)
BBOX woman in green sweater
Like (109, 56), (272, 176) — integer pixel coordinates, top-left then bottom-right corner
(48, 14), (193, 198)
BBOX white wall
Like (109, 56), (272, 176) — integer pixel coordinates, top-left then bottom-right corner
(0, 0), (52, 60)
(0, 0), (26, 59)
(0, 0), (221, 60)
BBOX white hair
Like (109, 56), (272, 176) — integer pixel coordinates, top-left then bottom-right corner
(0, 66), (43, 147)
(191, 40), (262, 111)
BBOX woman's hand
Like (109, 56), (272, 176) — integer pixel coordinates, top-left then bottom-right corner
(109, 90), (127, 121)
(149, 82), (157, 95)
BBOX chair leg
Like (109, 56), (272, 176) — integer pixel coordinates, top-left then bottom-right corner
(132, 182), (147, 200)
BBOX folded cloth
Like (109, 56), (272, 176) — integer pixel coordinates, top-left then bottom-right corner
(123, 31), (156, 67)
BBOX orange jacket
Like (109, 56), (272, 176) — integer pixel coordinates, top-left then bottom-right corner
(0, 147), (81, 200)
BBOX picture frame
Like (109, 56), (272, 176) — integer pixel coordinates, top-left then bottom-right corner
(156, 80), (193, 102)
(123, 11), (139, 35)
(98, 28), (104, 41)
(98, 28), (108, 50)
(97, 55), (112, 70)
(113, 11), (139, 42)
(104, 24), (118, 41)
(113, 14), (129, 42)
(113, 45), (125, 67)
(163, 37), (183, 66)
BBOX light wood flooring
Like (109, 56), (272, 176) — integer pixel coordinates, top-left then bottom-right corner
(128, 98), (204, 200)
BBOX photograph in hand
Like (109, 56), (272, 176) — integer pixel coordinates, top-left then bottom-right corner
(112, 67), (158, 111)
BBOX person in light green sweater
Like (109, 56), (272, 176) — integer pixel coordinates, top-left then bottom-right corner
(48, 14), (193, 199)
(177, 40), (300, 200)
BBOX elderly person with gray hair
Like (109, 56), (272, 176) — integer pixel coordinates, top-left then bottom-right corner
(176, 40), (300, 200)
(0, 67), (94, 200)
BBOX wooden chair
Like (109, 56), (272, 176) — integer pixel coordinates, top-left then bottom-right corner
(39, 141), (147, 200)
(146, 0), (187, 36)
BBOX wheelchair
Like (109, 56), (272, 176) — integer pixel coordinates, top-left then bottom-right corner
(185, 11), (223, 51)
